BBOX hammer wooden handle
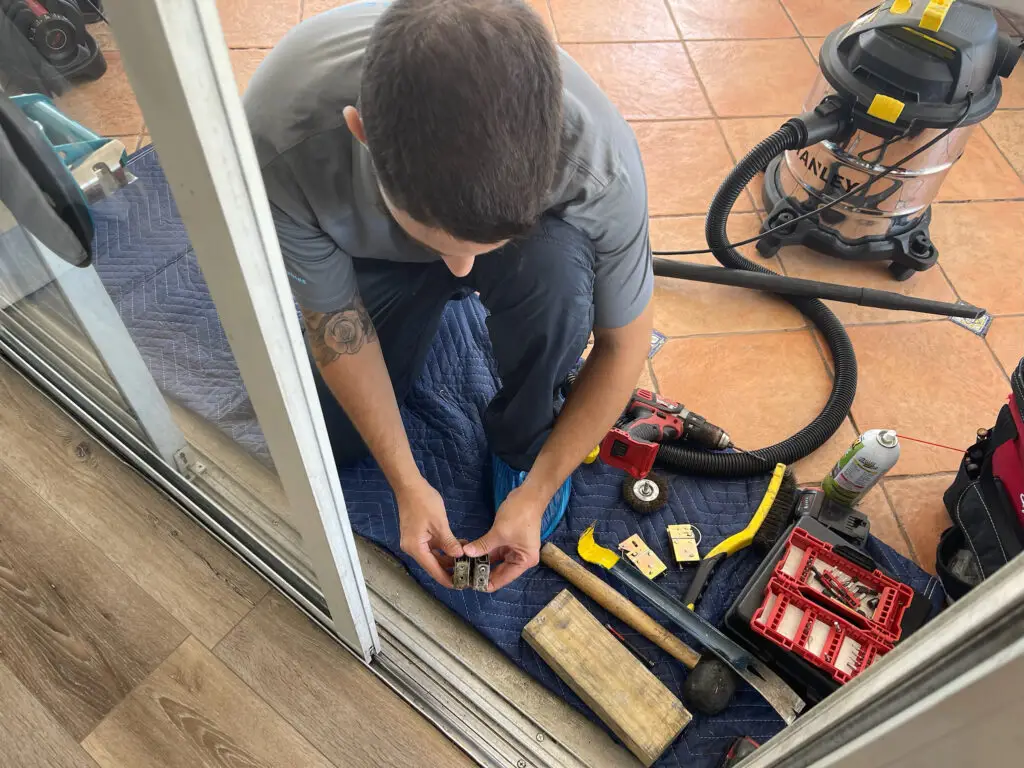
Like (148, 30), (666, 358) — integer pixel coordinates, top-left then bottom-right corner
(540, 542), (702, 669)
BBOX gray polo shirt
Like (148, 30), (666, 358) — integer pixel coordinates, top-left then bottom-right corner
(244, 2), (652, 329)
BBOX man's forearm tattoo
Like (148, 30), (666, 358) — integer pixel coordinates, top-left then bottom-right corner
(302, 295), (377, 367)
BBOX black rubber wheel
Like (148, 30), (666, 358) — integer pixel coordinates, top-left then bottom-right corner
(622, 472), (669, 515)
(682, 657), (738, 716)
(888, 262), (917, 282)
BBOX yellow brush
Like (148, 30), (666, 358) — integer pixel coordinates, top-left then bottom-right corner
(681, 463), (795, 609)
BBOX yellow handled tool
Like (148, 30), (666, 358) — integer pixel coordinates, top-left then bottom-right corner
(682, 463), (794, 609)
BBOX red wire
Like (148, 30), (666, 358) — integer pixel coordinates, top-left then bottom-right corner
(896, 434), (964, 454)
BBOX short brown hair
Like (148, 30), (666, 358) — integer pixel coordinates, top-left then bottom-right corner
(360, 0), (563, 242)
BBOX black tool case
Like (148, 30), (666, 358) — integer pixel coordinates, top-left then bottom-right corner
(723, 517), (932, 706)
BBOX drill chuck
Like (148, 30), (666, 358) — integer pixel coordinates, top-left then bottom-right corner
(681, 410), (732, 451)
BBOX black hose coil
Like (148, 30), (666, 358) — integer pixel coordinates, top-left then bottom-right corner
(652, 121), (857, 476)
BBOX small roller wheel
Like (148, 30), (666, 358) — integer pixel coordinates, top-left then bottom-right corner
(888, 262), (917, 282)
(622, 472), (669, 515)
(682, 657), (738, 716)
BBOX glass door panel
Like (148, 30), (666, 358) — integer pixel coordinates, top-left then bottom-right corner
(0, 0), (374, 655)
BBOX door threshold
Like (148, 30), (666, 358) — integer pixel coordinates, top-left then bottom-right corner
(358, 538), (636, 768)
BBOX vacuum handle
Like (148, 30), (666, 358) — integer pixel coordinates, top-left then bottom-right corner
(652, 259), (986, 319)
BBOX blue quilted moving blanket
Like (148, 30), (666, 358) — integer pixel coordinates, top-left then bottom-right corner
(91, 148), (944, 767)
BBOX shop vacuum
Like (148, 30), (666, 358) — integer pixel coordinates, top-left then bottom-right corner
(0, 0), (107, 96)
(648, 0), (1021, 477)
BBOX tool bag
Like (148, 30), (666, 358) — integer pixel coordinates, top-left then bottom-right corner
(937, 356), (1024, 600)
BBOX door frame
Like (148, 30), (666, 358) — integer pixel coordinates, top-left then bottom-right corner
(102, 0), (378, 657)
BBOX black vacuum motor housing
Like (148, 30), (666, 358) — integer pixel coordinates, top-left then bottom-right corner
(759, 0), (1021, 280)
(0, 0), (106, 96)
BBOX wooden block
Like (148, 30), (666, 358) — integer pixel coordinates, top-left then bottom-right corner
(523, 590), (690, 767)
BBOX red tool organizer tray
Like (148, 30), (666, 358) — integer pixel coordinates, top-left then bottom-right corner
(749, 528), (915, 685)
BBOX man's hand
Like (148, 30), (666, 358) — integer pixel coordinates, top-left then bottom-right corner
(463, 486), (544, 591)
(396, 478), (464, 588)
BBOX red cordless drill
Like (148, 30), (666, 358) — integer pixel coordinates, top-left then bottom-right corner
(601, 389), (732, 514)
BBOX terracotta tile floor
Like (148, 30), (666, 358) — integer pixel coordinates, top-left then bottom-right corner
(61, 1), (1024, 577)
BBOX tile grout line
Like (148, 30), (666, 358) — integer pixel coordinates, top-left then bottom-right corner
(659, 1), (764, 217)
(981, 120), (1024, 185)
(659, 315), (952, 343)
(646, 358), (660, 394)
(982, 328), (1014, 383)
(887, 469), (959, 480)
(934, 197), (1024, 205)
(774, 0), (804, 38)
(661, 326), (816, 342)
(559, 37), (682, 44)
(542, 0), (559, 41)
(933, 254), (1011, 383)
(624, 114), (794, 123)
(799, 35), (819, 62)
(566, 36), (807, 44)
(879, 479), (923, 566)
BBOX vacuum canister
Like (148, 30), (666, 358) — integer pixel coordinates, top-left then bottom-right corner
(759, 0), (1021, 280)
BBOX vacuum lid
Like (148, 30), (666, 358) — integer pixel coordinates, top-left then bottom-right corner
(820, 0), (1022, 135)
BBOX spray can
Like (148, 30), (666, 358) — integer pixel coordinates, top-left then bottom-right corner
(822, 429), (900, 506)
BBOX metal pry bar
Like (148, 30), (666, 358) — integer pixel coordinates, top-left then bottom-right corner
(577, 524), (805, 723)
(610, 558), (805, 724)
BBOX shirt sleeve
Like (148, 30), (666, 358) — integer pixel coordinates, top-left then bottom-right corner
(270, 201), (358, 312)
(558, 139), (653, 329)
(262, 154), (358, 313)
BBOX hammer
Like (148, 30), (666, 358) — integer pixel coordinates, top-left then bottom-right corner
(541, 542), (802, 721)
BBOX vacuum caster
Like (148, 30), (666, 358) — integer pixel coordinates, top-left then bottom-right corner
(623, 472), (669, 515)
(888, 262), (917, 282)
(890, 231), (936, 281)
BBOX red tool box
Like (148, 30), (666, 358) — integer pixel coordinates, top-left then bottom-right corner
(750, 528), (915, 685)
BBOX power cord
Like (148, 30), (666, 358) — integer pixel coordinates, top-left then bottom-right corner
(653, 94), (974, 257)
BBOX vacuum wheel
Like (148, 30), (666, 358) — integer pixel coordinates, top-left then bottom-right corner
(622, 472), (669, 515)
(888, 262), (917, 282)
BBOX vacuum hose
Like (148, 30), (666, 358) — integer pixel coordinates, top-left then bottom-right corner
(653, 109), (855, 476)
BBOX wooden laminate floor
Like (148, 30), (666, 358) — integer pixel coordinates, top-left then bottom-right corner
(0, 359), (474, 768)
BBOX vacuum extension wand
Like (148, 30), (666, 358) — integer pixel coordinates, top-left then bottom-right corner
(653, 258), (985, 320)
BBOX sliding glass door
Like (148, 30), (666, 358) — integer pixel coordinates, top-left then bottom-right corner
(0, 0), (375, 658)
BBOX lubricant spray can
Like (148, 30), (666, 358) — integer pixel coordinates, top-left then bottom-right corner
(822, 429), (900, 506)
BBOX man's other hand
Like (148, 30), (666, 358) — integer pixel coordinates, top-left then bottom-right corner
(396, 478), (463, 588)
(463, 487), (543, 591)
